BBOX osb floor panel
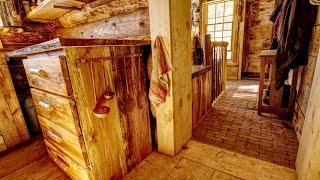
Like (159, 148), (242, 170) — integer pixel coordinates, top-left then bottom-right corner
(193, 80), (299, 169)
(125, 140), (296, 180)
(0, 137), (68, 180)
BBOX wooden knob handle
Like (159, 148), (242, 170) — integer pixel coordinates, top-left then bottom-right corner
(39, 100), (54, 112)
(30, 69), (48, 77)
(93, 106), (110, 118)
(47, 130), (63, 143)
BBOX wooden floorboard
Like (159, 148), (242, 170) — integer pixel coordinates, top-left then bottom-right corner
(0, 137), (68, 180)
(125, 140), (297, 180)
(1, 156), (68, 180)
(0, 134), (296, 179)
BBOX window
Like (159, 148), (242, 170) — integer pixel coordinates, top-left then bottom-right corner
(205, 0), (234, 61)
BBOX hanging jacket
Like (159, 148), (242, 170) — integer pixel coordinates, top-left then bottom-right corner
(270, 0), (285, 50)
(274, 0), (317, 90)
(270, 0), (284, 22)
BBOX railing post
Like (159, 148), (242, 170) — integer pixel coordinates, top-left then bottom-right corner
(211, 41), (228, 102)
(222, 42), (228, 91)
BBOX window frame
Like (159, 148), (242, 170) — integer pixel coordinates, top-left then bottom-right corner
(202, 0), (235, 64)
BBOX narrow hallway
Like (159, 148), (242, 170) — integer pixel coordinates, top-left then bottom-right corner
(192, 80), (299, 169)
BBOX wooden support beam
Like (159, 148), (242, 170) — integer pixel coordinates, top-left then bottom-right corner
(149, 0), (192, 156)
(89, 0), (112, 8)
(52, 4), (82, 11)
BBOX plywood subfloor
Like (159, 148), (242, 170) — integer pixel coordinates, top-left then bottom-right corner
(125, 140), (297, 180)
(193, 80), (299, 168)
(0, 137), (68, 180)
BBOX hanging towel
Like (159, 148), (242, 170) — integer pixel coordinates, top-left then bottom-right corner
(149, 36), (174, 108)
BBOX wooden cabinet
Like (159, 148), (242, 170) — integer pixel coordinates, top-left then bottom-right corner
(8, 38), (152, 179)
(0, 54), (30, 153)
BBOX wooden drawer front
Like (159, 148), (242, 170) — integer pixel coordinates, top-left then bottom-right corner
(38, 115), (88, 167)
(23, 56), (72, 97)
(31, 88), (81, 136)
(46, 140), (90, 180)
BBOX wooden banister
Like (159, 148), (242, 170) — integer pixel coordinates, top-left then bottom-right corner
(211, 41), (228, 102)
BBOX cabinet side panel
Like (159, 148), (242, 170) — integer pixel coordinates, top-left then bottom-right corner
(0, 55), (29, 147)
(64, 47), (127, 179)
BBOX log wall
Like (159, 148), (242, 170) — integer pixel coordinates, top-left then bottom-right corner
(58, 0), (148, 28)
(242, 0), (274, 78)
(54, 0), (149, 39)
(0, 24), (54, 51)
(56, 9), (149, 39)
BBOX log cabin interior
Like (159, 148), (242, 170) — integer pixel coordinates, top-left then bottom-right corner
(0, 0), (319, 179)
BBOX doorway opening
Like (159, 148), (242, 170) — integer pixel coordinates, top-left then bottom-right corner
(192, 0), (299, 169)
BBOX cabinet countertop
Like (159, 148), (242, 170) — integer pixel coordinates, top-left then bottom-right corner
(7, 38), (151, 58)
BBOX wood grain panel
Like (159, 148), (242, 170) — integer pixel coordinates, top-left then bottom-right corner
(58, 0), (148, 28)
(56, 9), (150, 39)
(112, 46), (152, 170)
(38, 115), (88, 167)
(65, 45), (152, 179)
(12, 109), (30, 142)
(1, 156), (69, 180)
(46, 141), (90, 180)
(65, 46), (127, 179)
(31, 88), (82, 136)
(0, 136), (7, 152)
(192, 69), (212, 128)
(0, 55), (30, 148)
(0, 138), (47, 178)
(0, 91), (20, 147)
(23, 56), (73, 97)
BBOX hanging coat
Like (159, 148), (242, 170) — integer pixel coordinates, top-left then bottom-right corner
(275, 0), (317, 90)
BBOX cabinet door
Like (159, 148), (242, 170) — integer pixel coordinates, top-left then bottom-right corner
(0, 55), (29, 150)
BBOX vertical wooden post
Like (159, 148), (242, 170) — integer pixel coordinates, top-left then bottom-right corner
(203, 34), (212, 66)
(258, 56), (265, 115)
(149, 0), (192, 156)
(222, 44), (227, 91)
